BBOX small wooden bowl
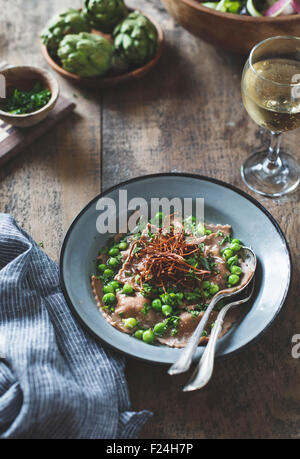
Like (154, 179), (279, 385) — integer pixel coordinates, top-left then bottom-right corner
(0, 66), (59, 128)
(161, 0), (300, 55)
(41, 12), (164, 88)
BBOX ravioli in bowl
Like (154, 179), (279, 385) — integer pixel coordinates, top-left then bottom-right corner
(91, 213), (252, 348)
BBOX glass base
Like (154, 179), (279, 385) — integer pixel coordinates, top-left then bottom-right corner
(241, 149), (300, 198)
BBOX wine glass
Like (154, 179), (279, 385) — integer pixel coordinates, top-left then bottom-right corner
(241, 36), (300, 197)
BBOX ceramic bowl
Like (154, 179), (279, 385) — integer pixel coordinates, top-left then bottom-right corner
(41, 11), (164, 89)
(161, 0), (300, 54)
(0, 65), (59, 128)
(60, 173), (291, 364)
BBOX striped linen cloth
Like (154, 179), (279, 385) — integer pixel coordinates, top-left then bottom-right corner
(0, 214), (152, 439)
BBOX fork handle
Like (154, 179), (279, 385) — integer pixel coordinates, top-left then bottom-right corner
(168, 294), (221, 375)
(183, 303), (230, 391)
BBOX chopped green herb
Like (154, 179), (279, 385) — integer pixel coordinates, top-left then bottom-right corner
(190, 310), (201, 318)
(0, 81), (51, 114)
(132, 245), (141, 255)
(166, 315), (180, 336)
(140, 283), (154, 297)
(135, 274), (140, 284)
(183, 288), (202, 303)
(200, 256), (211, 271)
(219, 235), (232, 246)
(141, 303), (150, 316)
(160, 292), (183, 307)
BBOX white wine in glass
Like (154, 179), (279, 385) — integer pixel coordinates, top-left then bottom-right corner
(241, 36), (300, 197)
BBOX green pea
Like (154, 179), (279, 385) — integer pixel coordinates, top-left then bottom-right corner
(227, 255), (238, 266)
(230, 243), (242, 252)
(109, 247), (120, 256)
(152, 298), (162, 312)
(203, 290), (210, 298)
(134, 329), (144, 340)
(230, 265), (242, 275)
(102, 293), (116, 305)
(162, 305), (173, 316)
(205, 229), (212, 235)
(153, 322), (167, 336)
(108, 257), (119, 267)
(103, 284), (114, 294)
(123, 284), (133, 295)
(103, 269), (114, 278)
(228, 274), (240, 286)
(122, 317), (137, 328)
(202, 280), (210, 290)
(118, 242), (128, 250)
(142, 329), (155, 344)
(223, 248), (233, 259)
(97, 263), (106, 272)
(209, 283), (219, 295)
(109, 280), (120, 290)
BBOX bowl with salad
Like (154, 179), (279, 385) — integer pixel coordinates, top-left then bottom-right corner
(161, 0), (300, 54)
(0, 65), (59, 127)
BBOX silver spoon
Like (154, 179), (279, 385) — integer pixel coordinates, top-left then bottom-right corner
(168, 247), (257, 376)
(183, 277), (255, 392)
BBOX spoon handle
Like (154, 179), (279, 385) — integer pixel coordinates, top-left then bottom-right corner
(183, 303), (230, 391)
(183, 278), (255, 391)
(168, 294), (221, 375)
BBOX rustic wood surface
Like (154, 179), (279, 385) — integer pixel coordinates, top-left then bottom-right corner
(0, 95), (75, 166)
(0, 0), (299, 439)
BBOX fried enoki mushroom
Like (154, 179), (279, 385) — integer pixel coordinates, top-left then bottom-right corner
(126, 226), (209, 292)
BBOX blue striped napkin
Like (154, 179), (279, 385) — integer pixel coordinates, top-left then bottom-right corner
(0, 214), (152, 439)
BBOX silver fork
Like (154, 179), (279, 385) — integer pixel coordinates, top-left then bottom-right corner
(183, 278), (255, 392)
(168, 247), (257, 375)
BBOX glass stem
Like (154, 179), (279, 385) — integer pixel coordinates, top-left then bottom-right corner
(264, 131), (282, 172)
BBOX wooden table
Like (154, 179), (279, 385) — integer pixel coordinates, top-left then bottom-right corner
(1, 0), (299, 439)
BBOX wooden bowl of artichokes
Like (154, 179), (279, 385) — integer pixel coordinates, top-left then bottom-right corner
(41, 1), (164, 88)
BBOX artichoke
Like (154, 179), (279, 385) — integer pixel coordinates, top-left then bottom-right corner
(57, 32), (113, 77)
(41, 9), (91, 57)
(83, 0), (128, 34)
(112, 11), (158, 70)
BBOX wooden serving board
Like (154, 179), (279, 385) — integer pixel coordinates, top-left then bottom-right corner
(0, 95), (76, 167)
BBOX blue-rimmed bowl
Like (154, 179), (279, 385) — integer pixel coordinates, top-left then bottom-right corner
(60, 173), (291, 364)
